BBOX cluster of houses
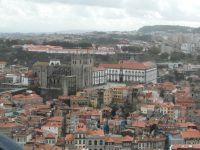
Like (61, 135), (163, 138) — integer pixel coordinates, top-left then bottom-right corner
(0, 78), (200, 149)
(1, 57), (200, 150)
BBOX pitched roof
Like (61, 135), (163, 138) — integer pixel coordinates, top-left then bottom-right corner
(13, 93), (43, 101)
(45, 133), (57, 139)
(161, 81), (176, 91)
(87, 129), (104, 136)
(0, 122), (23, 128)
(122, 135), (133, 142)
(99, 60), (155, 70)
(42, 122), (61, 128)
(176, 122), (196, 128)
(65, 134), (75, 141)
(181, 129), (200, 139)
(132, 121), (146, 128)
(76, 123), (87, 132)
(171, 144), (200, 150)
(47, 116), (63, 122)
(104, 137), (114, 143)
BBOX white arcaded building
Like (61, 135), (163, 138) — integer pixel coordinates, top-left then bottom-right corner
(92, 67), (107, 86)
(99, 60), (157, 84)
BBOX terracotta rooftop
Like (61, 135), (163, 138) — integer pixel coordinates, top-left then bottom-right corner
(99, 60), (155, 70)
(104, 137), (115, 143)
(132, 121), (146, 128)
(161, 81), (176, 91)
(65, 134), (75, 141)
(24, 104), (50, 110)
(171, 144), (200, 150)
(47, 116), (63, 122)
(181, 129), (200, 139)
(76, 123), (87, 132)
(42, 122), (61, 128)
(0, 122), (23, 128)
(177, 122), (196, 128)
(87, 129), (104, 136)
(45, 133), (57, 139)
(13, 93), (43, 101)
(112, 86), (128, 90)
(122, 135), (133, 142)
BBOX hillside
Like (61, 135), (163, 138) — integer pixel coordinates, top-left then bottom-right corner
(138, 25), (194, 33)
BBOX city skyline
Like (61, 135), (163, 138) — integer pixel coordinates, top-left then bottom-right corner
(1, 0), (200, 33)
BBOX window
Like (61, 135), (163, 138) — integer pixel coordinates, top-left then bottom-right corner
(100, 140), (103, 145)
(94, 140), (97, 145)
(89, 140), (92, 145)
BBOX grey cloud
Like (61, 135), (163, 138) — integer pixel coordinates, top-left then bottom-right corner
(1, 0), (200, 32)
(28, 0), (123, 8)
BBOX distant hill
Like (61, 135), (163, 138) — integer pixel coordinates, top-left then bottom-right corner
(138, 25), (195, 33)
(193, 27), (200, 33)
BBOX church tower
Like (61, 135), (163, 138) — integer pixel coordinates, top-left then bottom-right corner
(71, 54), (93, 90)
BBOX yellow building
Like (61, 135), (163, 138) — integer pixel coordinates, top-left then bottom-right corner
(103, 88), (113, 105)
(112, 86), (128, 103)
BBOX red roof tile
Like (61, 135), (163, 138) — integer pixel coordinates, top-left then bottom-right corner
(87, 129), (104, 136)
(99, 60), (155, 70)
(181, 129), (200, 139)
(65, 134), (75, 141)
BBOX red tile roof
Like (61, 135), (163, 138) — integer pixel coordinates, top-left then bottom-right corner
(99, 60), (155, 70)
(122, 135), (133, 142)
(47, 116), (63, 122)
(172, 144), (200, 150)
(181, 129), (200, 139)
(110, 137), (123, 143)
(104, 137), (114, 143)
(76, 123), (87, 132)
(161, 81), (176, 91)
(0, 122), (23, 128)
(87, 129), (104, 136)
(132, 121), (146, 128)
(65, 134), (75, 141)
(13, 93), (43, 101)
(177, 122), (196, 128)
(42, 122), (61, 128)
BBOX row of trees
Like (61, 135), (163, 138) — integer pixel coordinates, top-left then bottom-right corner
(121, 46), (143, 53)
(141, 46), (199, 63)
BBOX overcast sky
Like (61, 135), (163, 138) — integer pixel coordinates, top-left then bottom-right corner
(1, 0), (200, 32)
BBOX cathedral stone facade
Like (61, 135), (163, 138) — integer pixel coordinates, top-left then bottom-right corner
(32, 55), (94, 98)
(71, 54), (93, 90)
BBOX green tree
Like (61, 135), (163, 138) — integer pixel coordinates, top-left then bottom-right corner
(170, 52), (185, 61)
(122, 46), (143, 53)
(159, 52), (169, 60)
(148, 47), (161, 56)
